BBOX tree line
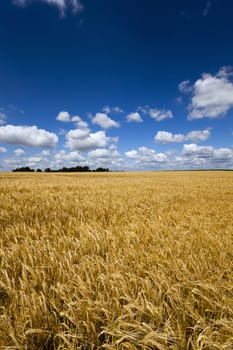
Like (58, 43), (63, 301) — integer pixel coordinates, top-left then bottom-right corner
(12, 166), (110, 172)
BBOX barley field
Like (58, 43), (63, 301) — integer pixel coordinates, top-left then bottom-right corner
(0, 171), (233, 349)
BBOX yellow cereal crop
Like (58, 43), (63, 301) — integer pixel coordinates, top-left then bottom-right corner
(0, 171), (233, 349)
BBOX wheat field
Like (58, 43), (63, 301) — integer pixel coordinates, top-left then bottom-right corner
(0, 171), (233, 349)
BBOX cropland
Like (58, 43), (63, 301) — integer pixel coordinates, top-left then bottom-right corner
(0, 171), (233, 349)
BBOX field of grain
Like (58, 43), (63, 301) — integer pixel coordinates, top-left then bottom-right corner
(0, 171), (233, 349)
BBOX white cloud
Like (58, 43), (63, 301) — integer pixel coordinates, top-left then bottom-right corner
(154, 129), (211, 143)
(126, 112), (143, 123)
(149, 109), (173, 121)
(56, 111), (71, 122)
(178, 80), (193, 93)
(87, 148), (122, 169)
(14, 149), (25, 156)
(0, 112), (7, 125)
(182, 144), (213, 157)
(0, 125), (58, 148)
(188, 67), (233, 120)
(125, 150), (138, 159)
(186, 129), (211, 142)
(102, 106), (124, 114)
(57, 112), (89, 129)
(92, 113), (120, 129)
(65, 128), (110, 151)
(125, 147), (167, 163)
(4, 158), (23, 166)
(2, 141), (233, 171)
(28, 156), (44, 163)
(123, 144), (233, 170)
(3, 153), (50, 170)
(71, 116), (89, 129)
(140, 107), (173, 121)
(88, 148), (120, 159)
(54, 150), (84, 164)
(0, 146), (7, 153)
(71, 116), (80, 122)
(13, 0), (83, 16)
(155, 131), (185, 143)
(182, 144), (233, 167)
(213, 148), (233, 161)
(41, 150), (50, 156)
(76, 120), (89, 129)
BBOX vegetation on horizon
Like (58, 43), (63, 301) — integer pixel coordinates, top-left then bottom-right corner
(0, 171), (233, 349)
(12, 165), (110, 172)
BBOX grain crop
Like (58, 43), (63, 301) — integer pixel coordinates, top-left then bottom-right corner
(0, 171), (233, 349)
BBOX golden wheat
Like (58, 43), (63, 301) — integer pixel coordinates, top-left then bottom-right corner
(0, 171), (233, 349)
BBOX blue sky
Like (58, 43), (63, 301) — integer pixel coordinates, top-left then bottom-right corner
(0, 0), (233, 170)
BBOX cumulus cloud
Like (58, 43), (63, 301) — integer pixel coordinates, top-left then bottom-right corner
(3, 153), (51, 170)
(139, 106), (173, 121)
(0, 146), (7, 153)
(3, 158), (23, 167)
(41, 150), (50, 156)
(65, 128), (110, 151)
(186, 129), (211, 142)
(124, 150), (138, 159)
(14, 149), (25, 156)
(125, 147), (167, 163)
(155, 131), (185, 144)
(182, 144), (233, 167)
(188, 67), (233, 120)
(86, 147), (121, 169)
(2, 141), (233, 171)
(148, 109), (173, 121)
(92, 113), (120, 129)
(102, 106), (124, 114)
(182, 144), (213, 157)
(54, 150), (84, 165)
(126, 112), (143, 123)
(0, 112), (7, 125)
(71, 116), (88, 129)
(182, 143), (233, 161)
(13, 0), (83, 16)
(56, 111), (89, 129)
(123, 143), (233, 170)
(28, 156), (44, 163)
(56, 111), (71, 122)
(88, 148), (120, 159)
(213, 148), (233, 161)
(0, 125), (58, 148)
(154, 129), (211, 143)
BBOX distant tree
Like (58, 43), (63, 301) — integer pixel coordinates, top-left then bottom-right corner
(95, 167), (109, 172)
(36, 168), (42, 172)
(12, 166), (34, 172)
(75, 165), (90, 172)
(58, 165), (90, 172)
(42, 165), (110, 173)
(59, 167), (68, 172)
